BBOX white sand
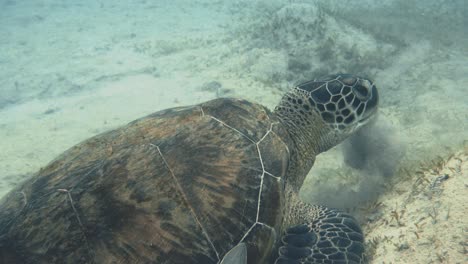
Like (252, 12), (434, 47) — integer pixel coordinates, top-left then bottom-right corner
(364, 149), (468, 263)
(0, 1), (466, 263)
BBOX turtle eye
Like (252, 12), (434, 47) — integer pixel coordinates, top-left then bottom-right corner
(352, 79), (372, 100)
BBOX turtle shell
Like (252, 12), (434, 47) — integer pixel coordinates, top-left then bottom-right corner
(0, 98), (291, 264)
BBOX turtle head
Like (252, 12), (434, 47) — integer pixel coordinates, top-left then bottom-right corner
(275, 74), (379, 155)
(299, 74), (379, 135)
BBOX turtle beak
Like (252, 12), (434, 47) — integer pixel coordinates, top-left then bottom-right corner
(358, 108), (378, 128)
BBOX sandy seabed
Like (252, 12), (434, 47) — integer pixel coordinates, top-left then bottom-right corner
(0, 1), (466, 263)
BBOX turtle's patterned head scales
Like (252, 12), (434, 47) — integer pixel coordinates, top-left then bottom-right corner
(297, 74), (379, 132)
(275, 73), (379, 155)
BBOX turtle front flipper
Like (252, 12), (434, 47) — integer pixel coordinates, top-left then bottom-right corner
(275, 205), (365, 264)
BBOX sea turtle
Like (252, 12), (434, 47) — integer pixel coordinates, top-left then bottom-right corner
(0, 73), (378, 264)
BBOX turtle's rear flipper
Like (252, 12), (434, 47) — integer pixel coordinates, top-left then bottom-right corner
(220, 243), (247, 264)
(275, 206), (365, 264)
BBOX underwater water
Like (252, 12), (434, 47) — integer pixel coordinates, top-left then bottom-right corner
(0, 0), (466, 263)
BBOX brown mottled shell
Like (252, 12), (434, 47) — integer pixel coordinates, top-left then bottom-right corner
(0, 98), (291, 263)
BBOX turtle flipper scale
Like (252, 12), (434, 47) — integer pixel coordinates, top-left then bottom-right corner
(275, 206), (365, 264)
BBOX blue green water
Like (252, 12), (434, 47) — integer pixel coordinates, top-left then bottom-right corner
(0, 1), (466, 263)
